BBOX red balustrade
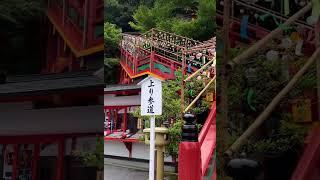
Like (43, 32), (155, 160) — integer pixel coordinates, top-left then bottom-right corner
(178, 102), (217, 180)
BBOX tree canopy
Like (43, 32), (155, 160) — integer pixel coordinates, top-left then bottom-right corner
(129, 0), (215, 41)
(0, 0), (44, 74)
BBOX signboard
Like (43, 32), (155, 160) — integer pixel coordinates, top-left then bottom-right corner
(138, 76), (163, 180)
(292, 99), (312, 123)
(139, 76), (163, 116)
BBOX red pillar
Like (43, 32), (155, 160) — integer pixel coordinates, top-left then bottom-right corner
(150, 51), (155, 73)
(12, 144), (19, 180)
(178, 142), (201, 180)
(123, 107), (127, 132)
(32, 143), (40, 180)
(55, 140), (65, 180)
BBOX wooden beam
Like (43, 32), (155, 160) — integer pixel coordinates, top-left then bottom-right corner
(184, 58), (215, 82)
(12, 144), (19, 180)
(225, 47), (320, 157)
(184, 76), (216, 113)
(226, 3), (312, 69)
(32, 143), (40, 180)
(55, 140), (65, 180)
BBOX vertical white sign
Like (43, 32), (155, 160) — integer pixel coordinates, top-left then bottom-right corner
(138, 76), (163, 180)
(139, 76), (162, 116)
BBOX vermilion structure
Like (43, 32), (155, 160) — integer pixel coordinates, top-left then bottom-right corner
(45, 0), (104, 73)
(104, 29), (216, 179)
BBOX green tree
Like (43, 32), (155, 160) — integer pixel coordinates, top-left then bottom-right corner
(130, 0), (215, 41)
(105, 0), (155, 32)
(0, 0), (44, 74)
(104, 22), (122, 58)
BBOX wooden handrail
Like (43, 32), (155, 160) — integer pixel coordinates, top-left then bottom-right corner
(199, 103), (216, 145)
(184, 58), (216, 82)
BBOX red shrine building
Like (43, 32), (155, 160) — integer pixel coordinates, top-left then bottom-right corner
(0, 1), (104, 180)
(104, 29), (216, 178)
(45, 0), (104, 73)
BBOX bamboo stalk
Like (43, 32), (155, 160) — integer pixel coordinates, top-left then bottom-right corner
(226, 3), (312, 70)
(184, 76), (216, 113)
(225, 47), (320, 157)
(184, 58), (216, 82)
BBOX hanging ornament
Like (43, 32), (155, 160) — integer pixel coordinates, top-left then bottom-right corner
(306, 16), (318, 25)
(280, 37), (293, 49)
(196, 53), (202, 60)
(266, 50), (279, 61)
(295, 39), (304, 56)
(240, 15), (249, 40)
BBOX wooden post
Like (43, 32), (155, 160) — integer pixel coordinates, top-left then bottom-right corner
(12, 144), (19, 180)
(220, 0), (231, 178)
(32, 143), (40, 180)
(56, 140), (65, 180)
(315, 21), (320, 121)
(225, 48), (320, 156)
(181, 50), (186, 115)
(227, 3), (312, 69)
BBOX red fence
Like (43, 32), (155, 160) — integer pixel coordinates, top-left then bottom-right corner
(178, 102), (217, 180)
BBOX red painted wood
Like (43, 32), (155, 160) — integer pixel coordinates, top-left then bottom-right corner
(178, 142), (202, 180)
(12, 144), (19, 180)
(32, 143), (40, 180)
(123, 107), (127, 132)
(55, 140), (65, 180)
(0, 133), (99, 144)
(291, 126), (320, 180)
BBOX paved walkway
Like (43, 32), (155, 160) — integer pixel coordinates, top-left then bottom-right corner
(104, 164), (148, 180)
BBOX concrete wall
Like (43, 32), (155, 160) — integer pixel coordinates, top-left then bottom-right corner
(104, 141), (173, 163)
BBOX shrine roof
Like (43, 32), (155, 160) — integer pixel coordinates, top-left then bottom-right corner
(0, 71), (104, 98)
(104, 84), (141, 93)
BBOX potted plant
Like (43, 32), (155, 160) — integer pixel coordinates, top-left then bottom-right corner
(72, 136), (104, 180)
(254, 120), (306, 180)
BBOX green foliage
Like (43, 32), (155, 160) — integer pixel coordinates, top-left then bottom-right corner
(166, 120), (184, 156)
(105, 0), (155, 32)
(254, 120), (306, 155)
(0, 0), (44, 74)
(72, 137), (104, 170)
(130, 0), (216, 40)
(104, 22), (122, 58)
(0, 0), (43, 25)
(104, 58), (120, 84)
(133, 70), (212, 156)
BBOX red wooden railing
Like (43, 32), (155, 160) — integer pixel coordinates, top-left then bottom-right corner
(178, 102), (217, 180)
(291, 125), (320, 180)
(199, 102), (217, 176)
